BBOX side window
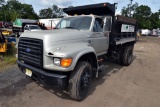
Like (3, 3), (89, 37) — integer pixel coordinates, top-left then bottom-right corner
(104, 17), (112, 32)
(58, 20), (70, 28)
(93, 18), (103, 32)
(93, 21), (98, 32)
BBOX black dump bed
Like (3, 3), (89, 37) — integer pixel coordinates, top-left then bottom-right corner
(63, 3), (137, 46)
(63, 3), (115, 15)
(111, 15), (137, 45)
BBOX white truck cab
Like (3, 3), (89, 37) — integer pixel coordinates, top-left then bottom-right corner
(24, 24), (42, 32)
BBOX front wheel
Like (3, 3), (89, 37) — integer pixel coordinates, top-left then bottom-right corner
(68, 61), (92, 101)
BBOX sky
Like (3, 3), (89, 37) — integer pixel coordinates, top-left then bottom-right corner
(16, 0), (160, 14)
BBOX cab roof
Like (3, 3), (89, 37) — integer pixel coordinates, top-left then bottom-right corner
(63, 3), (115, 16)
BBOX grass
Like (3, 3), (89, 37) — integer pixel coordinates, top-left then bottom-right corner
(4, 56), (17, 64)
(0, 44), (17, 70)
(0, 56), (17, 69)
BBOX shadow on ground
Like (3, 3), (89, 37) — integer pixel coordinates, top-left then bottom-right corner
(0, 78), (32, 99)
(41, 59), (130, 101)
(0, 57), (136, 101)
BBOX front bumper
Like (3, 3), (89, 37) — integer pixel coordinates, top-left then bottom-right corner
(17, 60), (67, 88)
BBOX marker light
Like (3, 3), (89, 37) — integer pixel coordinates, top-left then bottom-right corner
(61, 58), (72, 67)
(53, 58), (72, 67)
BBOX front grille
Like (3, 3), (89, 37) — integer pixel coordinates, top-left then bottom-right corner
(18, 37), (43, 68)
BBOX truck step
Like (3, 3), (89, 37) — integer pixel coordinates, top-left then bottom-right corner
(98, 65), (109, 72)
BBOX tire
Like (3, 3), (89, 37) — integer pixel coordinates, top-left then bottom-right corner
(121, 45), (134, 66)
(68, 61), (92, 101)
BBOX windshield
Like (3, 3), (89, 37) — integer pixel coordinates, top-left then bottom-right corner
(56, 16), (92, 30)
(29, 26), (41, 30)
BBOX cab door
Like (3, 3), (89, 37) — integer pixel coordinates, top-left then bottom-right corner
(90, 18), (108, 55)
(103, 16), (112, 50)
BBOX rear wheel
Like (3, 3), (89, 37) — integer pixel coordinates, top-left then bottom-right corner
(68, 61), (92, 101)
(121, 45), (134, 66)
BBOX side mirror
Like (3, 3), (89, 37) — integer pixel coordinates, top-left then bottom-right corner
(103, 16), (112, 32)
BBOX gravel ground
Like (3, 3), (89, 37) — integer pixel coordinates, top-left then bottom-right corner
(0, 36), (160, 107)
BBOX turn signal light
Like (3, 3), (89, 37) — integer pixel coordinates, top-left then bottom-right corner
(61, 58), (72, 67)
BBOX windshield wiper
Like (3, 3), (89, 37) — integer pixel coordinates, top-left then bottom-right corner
(63, 27), (79, 30)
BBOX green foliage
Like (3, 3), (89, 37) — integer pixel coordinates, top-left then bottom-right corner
(121, 3), (160, 29)
(0, 55), (17, 69)
(0, 45), (16, 69)
(133, 5), (152, 29)
(135, 5), (151, 17)
(39, 8), (56, 18)
(150, 12), (160, 29)
(21, 3), (39, 19)
(0, 0), (38, 22)
(121, 2), (138, 17)
(39, 5), (63, 18)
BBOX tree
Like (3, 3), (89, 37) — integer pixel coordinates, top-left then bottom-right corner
(39, 5), (63, 18)
(133, 5), (152, 29)
(21, 3), (39, 19)
(150, 12), (160, 29)
(5, 0), (22, 21)
(39, 8), (56, 18)
(52, 5), (63, 18)
(121, 2), (138, 17)
(0, 0), (38, 21)
(134, 5), (151, 17)
(121, 6), (129, 17)
(0, 0), (4, 6)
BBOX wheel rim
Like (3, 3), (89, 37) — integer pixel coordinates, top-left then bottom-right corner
(80, 70), (91, 96)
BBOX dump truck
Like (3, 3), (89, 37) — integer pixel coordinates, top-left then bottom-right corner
(17, 2), (137, 100)
(13, 19), (46, 37)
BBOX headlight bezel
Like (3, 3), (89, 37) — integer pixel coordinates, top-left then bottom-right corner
(53, 57), (73, 68)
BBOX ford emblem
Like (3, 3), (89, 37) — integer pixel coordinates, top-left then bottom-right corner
(26, 48), (30, 53)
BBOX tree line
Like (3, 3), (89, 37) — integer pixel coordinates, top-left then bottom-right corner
(0, 0), (63, 22)
(121, 2), (160, 29)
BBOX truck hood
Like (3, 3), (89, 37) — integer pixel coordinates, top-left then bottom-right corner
(30, 29), (42, 31)
(24, 29), (42, 32)
(20, 29), (89, 42)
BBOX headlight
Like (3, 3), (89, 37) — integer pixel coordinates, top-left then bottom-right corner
(54, 58), (61, 66)
(53, 58), (72, 67)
